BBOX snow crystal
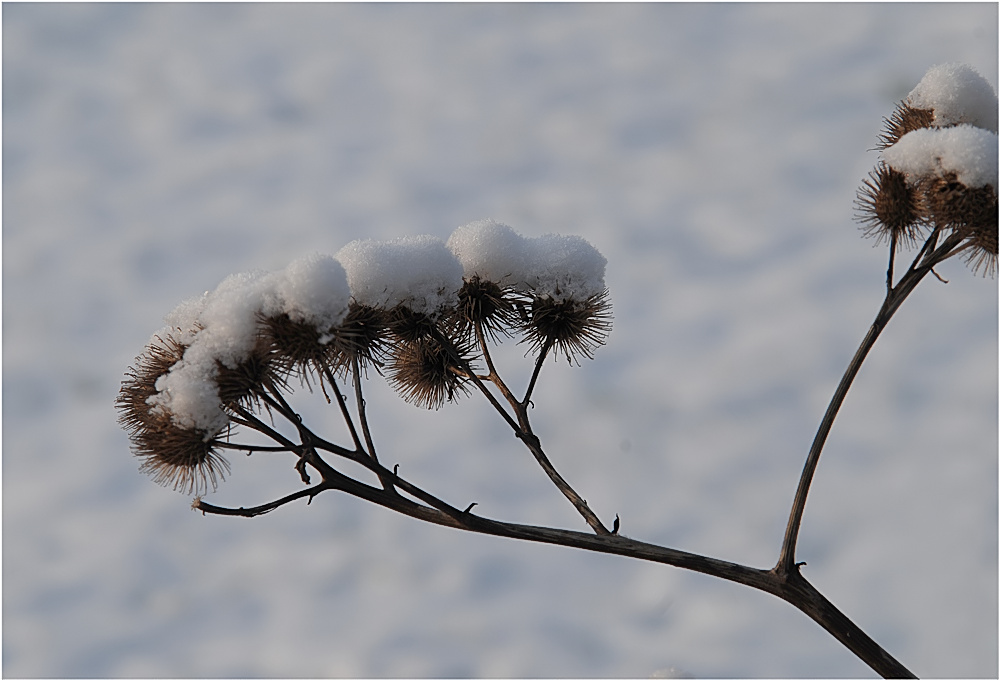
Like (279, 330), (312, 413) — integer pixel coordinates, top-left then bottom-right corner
(908, 63), (998, 133)
(883, 125), (999, 188)
(524, 233), (608, 302)
(336, 235), (464, 315)
(447, 219), (530, 285)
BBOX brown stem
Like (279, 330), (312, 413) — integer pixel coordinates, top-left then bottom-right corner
(196, 470), (911, 677)
(777, 229), (967, 574)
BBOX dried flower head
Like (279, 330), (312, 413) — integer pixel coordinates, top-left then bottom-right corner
(876, 101), (936, 150)
(327, 302), (391, 372)
(917, 174), (999, 276)
(387, 304), (452, 344)
(260, 312), (339, 386)
(387, 336), (472, 409)
(117, 332), (230, 494)
(521, 290), (613, 363)
(854, 162), (926, 247)
(452, 275), (520, 343)
(133, 415), (230, 495)
(215, 336), (283, 408)
(919, 173), (998, 234)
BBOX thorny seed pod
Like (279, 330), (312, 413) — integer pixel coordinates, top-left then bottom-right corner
(918, 174), (999, 276)
(215, 335), (284, 409)
(117, 332), (230, 495)
(387, 304), (453, 343)
(387, 335), (472, 409)
(919, 173), (998, 234)
(327, 302), (391, 371)
(134, 415), (230, 495)
(876, 101), (936, 150)
(260, 312), (338, 385)
(854, 162), (926, 247)
(521, 290), (613, 364)
(117, 332), (188, 436)
(452, 275), (521, 343)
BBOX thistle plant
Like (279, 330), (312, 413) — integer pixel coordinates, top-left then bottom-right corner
(118, 64), (997, 678)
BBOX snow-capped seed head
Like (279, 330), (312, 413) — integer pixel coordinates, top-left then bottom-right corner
(907, 63), (998, 132)
(521, 290), (613, 364)
(117, 332), (230, 495)
(447, 219), (530, 286)
(336, 236), (464, 316)
(883, 125), (999, 189)
(117, 333), (187, 432)
(387, 336), (472, 410)
(524, 234), (608, 303)
(854, 162), (926, 246)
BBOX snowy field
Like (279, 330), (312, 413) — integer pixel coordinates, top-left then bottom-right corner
(3, 3), (997, 678)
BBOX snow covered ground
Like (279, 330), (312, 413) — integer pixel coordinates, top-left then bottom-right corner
(3, 3), (996, 677)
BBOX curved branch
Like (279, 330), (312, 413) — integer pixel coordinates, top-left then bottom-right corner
(196, 470), (911, 678)
(777, 229), (968, 574)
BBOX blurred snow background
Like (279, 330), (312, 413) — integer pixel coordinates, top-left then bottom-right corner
(3, 3), (997, 677)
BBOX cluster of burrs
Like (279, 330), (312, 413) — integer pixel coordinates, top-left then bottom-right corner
(117, 219), (612, 496)
(855, 63), (998, 276)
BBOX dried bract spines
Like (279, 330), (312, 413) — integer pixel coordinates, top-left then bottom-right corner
(387, 335), (474, 410)
(452, 275), (521, 343)
(876, 103), (935, 151)
(854, 163), (926, 247)
(521, 289), (613, 364)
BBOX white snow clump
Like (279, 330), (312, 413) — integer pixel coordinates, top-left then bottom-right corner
(447, 219), (608, 302)
(524, 233), (608, 302)
(447, 219), (530, 285)
(907, 63), (998, 133)
(149, 255), (352, 434)
(147, 224), (608, 433)
(337, 235), (464, 315)
(883, 125), (999, 189)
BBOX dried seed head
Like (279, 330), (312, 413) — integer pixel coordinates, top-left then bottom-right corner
(117, 332), (230, 495)
(117, 332), (188, 436)
(260, 312), (339, 386)
(854, 162), (926, 247)
(327, 302), (390, 372)
(387, 336), (472, 409)
(919, 173), (998, 234)
(387, 304), (450, 343)
(215, 336), (283, 408)
(917, 174), (999, 276)
(134, 415), (230, 495)
(521, 290), (613, 364)
(452, 275), (520, 343)
(876, 102), (935, 150)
